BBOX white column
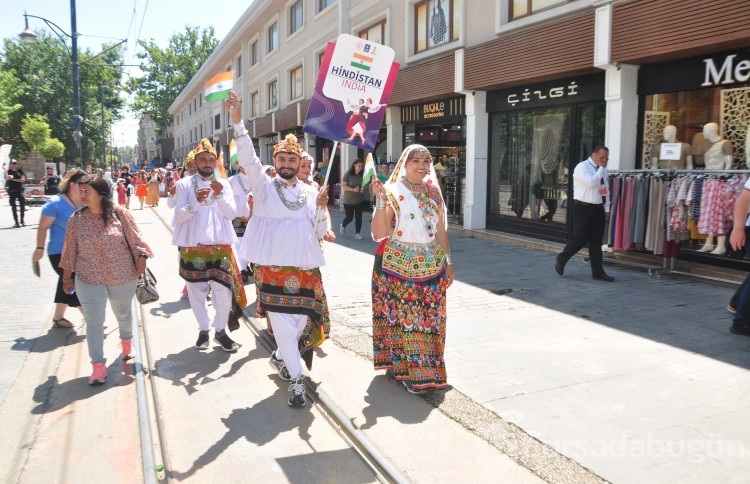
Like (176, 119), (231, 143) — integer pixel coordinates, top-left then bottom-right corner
(463, 91), (488, 230)
(603, 64), (639, 170)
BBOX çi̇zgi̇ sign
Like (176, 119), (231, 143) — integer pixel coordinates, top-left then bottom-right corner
(303, 34), (399, 151)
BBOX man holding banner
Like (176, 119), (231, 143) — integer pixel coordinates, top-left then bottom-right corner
(227, 90), (331, 408)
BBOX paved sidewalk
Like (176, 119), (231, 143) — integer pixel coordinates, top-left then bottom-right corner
(318, 208), (750, 483)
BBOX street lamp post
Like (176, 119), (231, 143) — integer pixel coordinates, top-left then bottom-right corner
(20, 0), (82, 165)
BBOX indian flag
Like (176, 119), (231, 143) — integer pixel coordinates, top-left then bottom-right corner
(361, 153), (375, 188)
(215, 149), (227, 179)
(229, 139), (238, 165)
(205, 71), (234, 103)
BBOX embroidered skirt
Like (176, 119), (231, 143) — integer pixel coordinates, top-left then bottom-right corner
(179, 245), (247, 331)
(372, 241), (449, 390)
(232, 217), (249, 238)
(255, 265), (330, 368)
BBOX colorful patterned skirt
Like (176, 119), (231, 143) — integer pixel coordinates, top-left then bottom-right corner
(179, 245), (247, 331)
(372, 241), (449, 390)
(255, 265), (330, 369)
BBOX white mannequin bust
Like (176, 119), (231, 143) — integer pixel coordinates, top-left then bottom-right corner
(651, 125), (693, 170)
(702, 122), (733, 170)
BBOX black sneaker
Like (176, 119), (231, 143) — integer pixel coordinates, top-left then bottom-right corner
(402, 380), (426, 395)
(269, 351), (291, 381)
(195, 330), (210, 350)
(288, 375), (307, 407)
(214, 330), (240, 352)
(730, 323), (750, 336)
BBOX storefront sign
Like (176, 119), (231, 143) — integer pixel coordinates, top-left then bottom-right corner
(488, 73), (604, 112)
(659, 143), (682, 161)
(639, 48), (750, 94)
(702, 54), (750, 87)
(400, 97), (465, 123)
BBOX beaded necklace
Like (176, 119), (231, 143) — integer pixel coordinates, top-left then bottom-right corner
(273, 178), (307, 211)
(235, 173), (251, 194)
(412, 189), (437, 233)
(191, 173), (217, 205)
(401, 176), (424, 192)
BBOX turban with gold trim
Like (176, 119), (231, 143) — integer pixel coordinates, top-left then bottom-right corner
(184, 150), (196, 165)
(273, 134), (304, 158)
(193, 138), (217, 157)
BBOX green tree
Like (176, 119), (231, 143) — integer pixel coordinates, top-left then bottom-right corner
(0, 69), (22, 129)
(39, 137), (65, 160)
(126, 26), (219, 131)
(0, 32), (126, 161)
(20, 113), (51, 149)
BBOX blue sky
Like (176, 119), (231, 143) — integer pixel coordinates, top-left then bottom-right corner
(1, 0), (250, 146)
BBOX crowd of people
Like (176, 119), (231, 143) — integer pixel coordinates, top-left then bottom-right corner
(26, 88), (456, 409)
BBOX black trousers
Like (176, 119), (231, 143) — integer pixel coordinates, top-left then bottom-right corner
(9, 191), (25, 224)
(558, 200), (606, 276)
(342, 201), (368, 234)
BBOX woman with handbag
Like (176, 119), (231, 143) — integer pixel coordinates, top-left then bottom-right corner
(370, 144), (454, 395)
(60, 174), (154, 385)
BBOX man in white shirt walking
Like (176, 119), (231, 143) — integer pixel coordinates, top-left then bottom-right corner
(227, 91), (331, 408)
(555, 145), (615, 282)
(172, 139), (247, 352)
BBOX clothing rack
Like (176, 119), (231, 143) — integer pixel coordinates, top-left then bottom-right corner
(608, 169), (749, 284)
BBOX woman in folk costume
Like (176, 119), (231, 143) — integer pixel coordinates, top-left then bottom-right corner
(370, 144), (455, 394)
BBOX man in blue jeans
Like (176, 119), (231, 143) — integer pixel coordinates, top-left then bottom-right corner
(728, 178), (750, 336)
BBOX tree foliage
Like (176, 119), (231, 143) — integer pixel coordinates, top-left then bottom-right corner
(0, 69), (22, 127)
(21, 114), (51, 149)
(39, 137), (65, 159)
(126, 26), (219, 131)
(0, 32), (126, 164)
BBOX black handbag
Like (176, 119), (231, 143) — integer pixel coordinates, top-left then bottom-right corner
(115, 210), (159, 304)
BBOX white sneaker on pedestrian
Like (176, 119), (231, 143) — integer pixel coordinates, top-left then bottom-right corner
(339, 224), (345, 235)
(354, 233), (363, 240)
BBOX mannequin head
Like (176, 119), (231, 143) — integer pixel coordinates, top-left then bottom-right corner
(663, 125), (677, 143)
(703, 122), (720, 142)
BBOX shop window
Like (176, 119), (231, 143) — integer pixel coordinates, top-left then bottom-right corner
(289, 0), (303, 35)
(414, 0), (458, 54)
(268, 22), (278, 53)
(360, 19), (386, 45)
(290, 66), (303, 100)
(488, 104), (604, 225)
(510, 0), (569, 20)
(641, 87), (749, 170)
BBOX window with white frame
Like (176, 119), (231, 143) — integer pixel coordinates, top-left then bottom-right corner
(290, 66), (303, 100)
(317, 0), (335, 13)
(510, 0), (569, 20)
(236, 55), (242, 77)
(359, 19), (386, 45)
(214, 114), (221, 131)
(289, 0), (303, 35)
(414, 0), (458, 54)
(251, 40), (259, 66)
(267, 80), (278, 110)
(268, 22), (278, 53)
(250, 90), (260, 117)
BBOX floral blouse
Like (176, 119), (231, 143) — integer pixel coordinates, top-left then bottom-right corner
(60, 206), (154, 285)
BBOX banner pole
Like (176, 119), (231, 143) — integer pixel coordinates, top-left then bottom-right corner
(313, 140), (338, 239)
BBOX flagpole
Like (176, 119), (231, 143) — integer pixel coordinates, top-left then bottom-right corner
(314, 140), (338, 239)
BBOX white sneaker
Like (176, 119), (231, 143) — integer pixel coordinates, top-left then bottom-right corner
(339, 224), (345, 235)
(354, 233), (363, 240)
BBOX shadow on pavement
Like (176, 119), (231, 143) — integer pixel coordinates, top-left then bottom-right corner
(359, 374), (437, 430)
(31, 360), (135, 414)
(147, 298), (191, 319)
(152, 346), (234, 395)
(11, 328), (85, 354)
(170, 394), (315, 481)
